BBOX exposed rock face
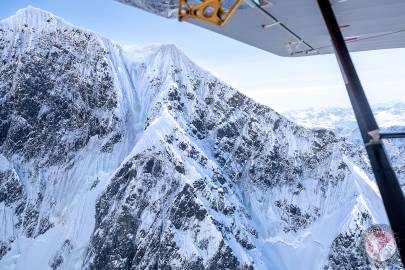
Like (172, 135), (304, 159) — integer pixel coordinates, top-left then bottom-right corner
(0, 6), (402, 270)
(0, 10), (118, 166)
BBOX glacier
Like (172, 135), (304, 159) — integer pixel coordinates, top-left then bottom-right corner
(0, 6), (403, 270)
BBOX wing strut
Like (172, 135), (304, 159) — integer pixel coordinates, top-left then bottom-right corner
(317, 0), (405, 264)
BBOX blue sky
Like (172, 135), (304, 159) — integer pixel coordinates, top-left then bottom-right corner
(2, 0), (405, 112)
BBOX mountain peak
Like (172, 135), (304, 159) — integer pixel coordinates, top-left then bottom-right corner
(1, 6), (71, 30)
(15, 6), (54, 17)
(153, 43), (193, 63)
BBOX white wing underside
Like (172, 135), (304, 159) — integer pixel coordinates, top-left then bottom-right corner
(116, 0), (405, 57)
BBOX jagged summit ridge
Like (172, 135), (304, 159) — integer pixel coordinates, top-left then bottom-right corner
(1, 6), (71, 30)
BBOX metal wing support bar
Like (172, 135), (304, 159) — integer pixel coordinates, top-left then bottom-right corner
(245, 0), (317, 56)
(316, 0), (405, 264)
(178, 0), (241, 26)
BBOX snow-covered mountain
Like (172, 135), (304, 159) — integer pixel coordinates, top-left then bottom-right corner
(286, 104), (405, 189)
(0, 7), (403, 270)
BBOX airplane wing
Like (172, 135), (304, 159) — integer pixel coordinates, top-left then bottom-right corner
(115, 0), (405, 57)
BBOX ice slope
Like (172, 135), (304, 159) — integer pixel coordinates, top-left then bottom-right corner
(0, 6), (402, 270)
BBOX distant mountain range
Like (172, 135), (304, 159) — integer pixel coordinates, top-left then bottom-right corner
(286, 103), (405, 189)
